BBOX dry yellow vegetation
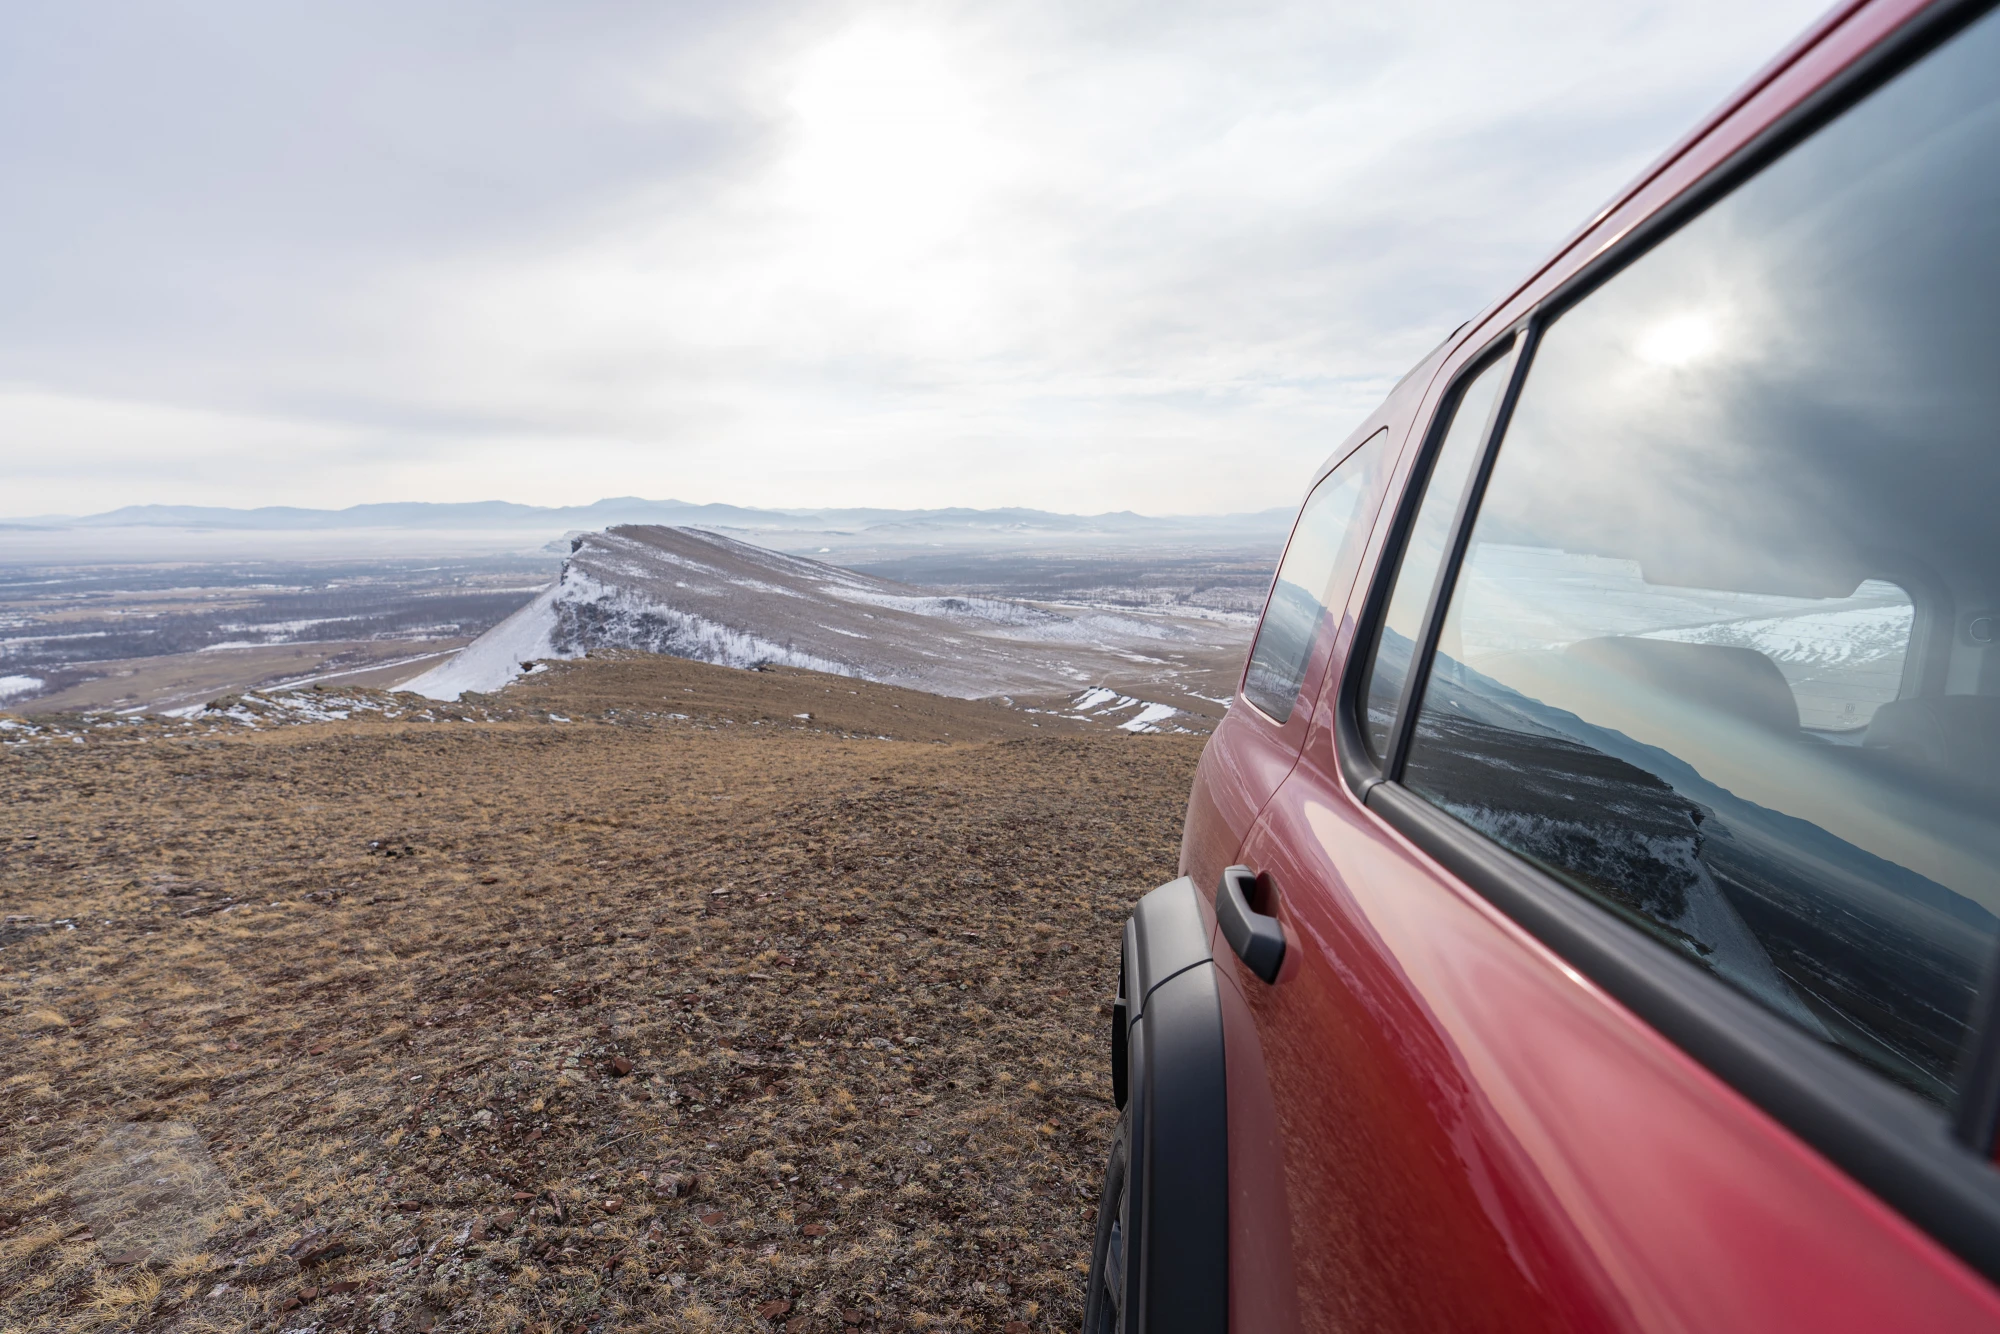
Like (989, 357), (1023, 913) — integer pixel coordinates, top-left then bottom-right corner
(0, 656), (1202, 1333)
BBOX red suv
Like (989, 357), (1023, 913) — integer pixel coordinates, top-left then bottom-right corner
(1084, 1), (2000, 1329)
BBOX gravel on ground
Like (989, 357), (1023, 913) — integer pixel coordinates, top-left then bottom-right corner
(0, 655), (1202, 1334)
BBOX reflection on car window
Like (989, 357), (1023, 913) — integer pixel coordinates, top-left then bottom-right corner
(1448, 551), (1914, 733)
(1359, 351), (1511, 758)
(1403, 9), (2000, 1107)
(1243, 432), (1389, 722)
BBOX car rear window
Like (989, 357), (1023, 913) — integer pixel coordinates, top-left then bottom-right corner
(1242, 431), (1390, 722)
(1397, 7), (2000, 1106)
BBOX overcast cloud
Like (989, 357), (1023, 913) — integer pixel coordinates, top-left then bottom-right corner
(0, 0), (1828, 517)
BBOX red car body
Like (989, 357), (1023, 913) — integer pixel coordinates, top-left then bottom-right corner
(1089, 1), (2000, 1330)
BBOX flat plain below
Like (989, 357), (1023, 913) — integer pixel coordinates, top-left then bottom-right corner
(0, 655), (1202, 1333)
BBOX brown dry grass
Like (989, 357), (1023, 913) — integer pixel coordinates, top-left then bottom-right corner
(0, 655), (1202, 1334)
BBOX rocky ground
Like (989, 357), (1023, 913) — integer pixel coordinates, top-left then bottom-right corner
(0, 655), (1204, 1333)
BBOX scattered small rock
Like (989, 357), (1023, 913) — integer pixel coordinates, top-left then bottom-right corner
(296, 1240), (348, 1267)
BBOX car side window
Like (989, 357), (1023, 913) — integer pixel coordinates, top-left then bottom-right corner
(1399, 6), (2000, 1107)
(1357, 350), (1512, 758)
(1242, 431), (1390, 722)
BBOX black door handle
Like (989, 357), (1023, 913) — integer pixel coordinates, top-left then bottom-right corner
(1217, 865), (1285, 983)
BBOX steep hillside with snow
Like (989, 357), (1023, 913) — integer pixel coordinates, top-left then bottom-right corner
(402, 526), (1252, 730)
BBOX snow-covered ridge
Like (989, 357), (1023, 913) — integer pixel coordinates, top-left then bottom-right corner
(552, 569), (852, 678)
(402, 526), (1238, 728)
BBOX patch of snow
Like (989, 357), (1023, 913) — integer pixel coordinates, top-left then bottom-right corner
(219, 616), (367, 635)
(822, 585), (1057, 627)
(1119, 702), (1180, 733)
(731, 578), (807, 600)
(0, 675), (43, 701)
(1002, 612), (1191, 645)
(401, 584), (563, 701)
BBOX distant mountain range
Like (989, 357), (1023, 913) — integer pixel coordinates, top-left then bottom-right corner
(4, 496), (1291, 542)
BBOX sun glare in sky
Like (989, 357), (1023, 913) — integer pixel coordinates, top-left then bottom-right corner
(0, 1), (1833, 515)
(1635, 313), (1720, 367)
(786, 25), (997, 253)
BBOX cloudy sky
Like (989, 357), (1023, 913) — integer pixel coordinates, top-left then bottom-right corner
(2, 0), (1828, 518)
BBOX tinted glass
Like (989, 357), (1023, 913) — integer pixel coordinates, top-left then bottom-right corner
(1243, 432), (1389, 721)
(1404, 10), (2000, 1106)
(1360, 350), (1511, 758)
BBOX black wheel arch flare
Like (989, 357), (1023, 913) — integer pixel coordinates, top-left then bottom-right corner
(1114, 877), (1231, 1333)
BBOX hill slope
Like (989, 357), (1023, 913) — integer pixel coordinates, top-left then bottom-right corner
(0, 654), (1198, 1333)
(405, 526), (1252, 731)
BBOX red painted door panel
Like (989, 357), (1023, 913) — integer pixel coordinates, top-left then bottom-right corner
(1218, 737), (2000, 1332)
(1183, 419), (1416, 893)
(1211, 948), (1307, 1333)
(1181, 706), (1307, 898)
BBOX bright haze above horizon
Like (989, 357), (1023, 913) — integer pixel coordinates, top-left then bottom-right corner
(2, 0), (1825, 519)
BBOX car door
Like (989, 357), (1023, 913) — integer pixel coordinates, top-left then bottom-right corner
(1179, 366), (1441, 897)
(1213, 6), (2000, 1328)
(1214, 343), (1598, 1333)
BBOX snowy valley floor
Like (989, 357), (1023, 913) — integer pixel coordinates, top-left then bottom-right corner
(0, 656), (1203, 1334)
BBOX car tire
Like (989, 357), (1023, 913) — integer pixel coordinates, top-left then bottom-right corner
(1083, 1108), (1131, 1334)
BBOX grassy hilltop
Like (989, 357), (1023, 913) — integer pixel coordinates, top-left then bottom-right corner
(0, 655), (1201, 1333)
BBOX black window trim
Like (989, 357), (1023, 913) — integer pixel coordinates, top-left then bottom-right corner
(1381, 330), (1535, 783)
(1333, 0), (2000, 1288)
(1334, 332), (1519, 798)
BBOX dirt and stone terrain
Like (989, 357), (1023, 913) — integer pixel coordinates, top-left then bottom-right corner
(0, 654), (1206, 1333)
